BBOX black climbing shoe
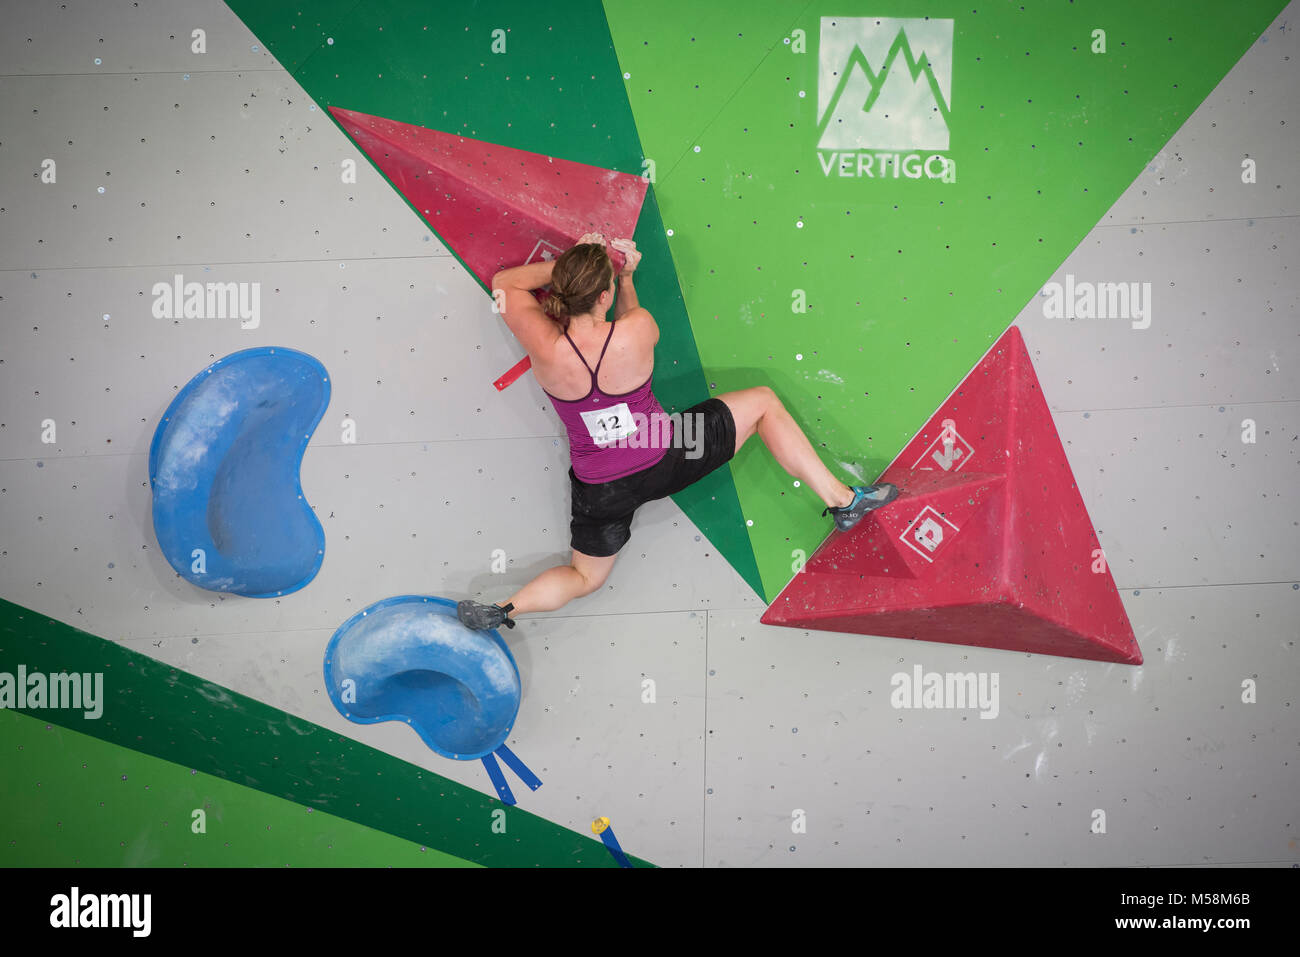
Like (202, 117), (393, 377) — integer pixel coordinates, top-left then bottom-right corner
(457, 600), (516, 631)
(822, 483), (900, 531)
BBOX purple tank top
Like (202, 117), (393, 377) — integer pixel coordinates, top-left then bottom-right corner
(541, 320), (674, 483)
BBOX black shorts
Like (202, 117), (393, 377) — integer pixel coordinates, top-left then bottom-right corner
(568, 397), (737, 557)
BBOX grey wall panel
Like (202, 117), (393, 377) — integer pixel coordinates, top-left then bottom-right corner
(1053, 402), (1298, 588)
(0, 432), (756, 640)
(1018, 217), (1297, 412)
(704, 582), (1297, 867)
(0, 71), (432, 270)
(502, 609), (708, 867)
(0, 259), (566, 460)
(0, 0), (269, 76)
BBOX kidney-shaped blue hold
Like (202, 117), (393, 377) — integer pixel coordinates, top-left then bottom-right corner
(148, 347), (330, 597)
(323, 595), (522, 761)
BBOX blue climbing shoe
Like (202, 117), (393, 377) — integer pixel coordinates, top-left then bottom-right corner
(457, 599), (516, 630)
(822, 484), (900, 531)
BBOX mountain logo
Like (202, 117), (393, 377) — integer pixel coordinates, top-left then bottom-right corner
(817, 17), (955, 180)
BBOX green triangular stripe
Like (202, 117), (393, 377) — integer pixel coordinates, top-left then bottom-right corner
(0, 709), (476, 867)
(0, 598), (652, 867)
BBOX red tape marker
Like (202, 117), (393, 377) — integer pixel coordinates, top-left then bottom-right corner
(494, 355), (532, 391)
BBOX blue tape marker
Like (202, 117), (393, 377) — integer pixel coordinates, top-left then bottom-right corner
(494, 744), (542, 792)
(599, 825), (633, 868)
(480, 753), (516, 806)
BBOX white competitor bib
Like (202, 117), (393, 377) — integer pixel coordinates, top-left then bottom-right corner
(580, 402), (637, 446)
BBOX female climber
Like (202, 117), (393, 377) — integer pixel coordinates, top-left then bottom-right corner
(457, 234), (898, 631)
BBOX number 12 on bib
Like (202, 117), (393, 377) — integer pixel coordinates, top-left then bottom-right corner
(579, 402), (637, 447)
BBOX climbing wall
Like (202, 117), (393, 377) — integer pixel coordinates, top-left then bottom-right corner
(0, 0), (1295, 869)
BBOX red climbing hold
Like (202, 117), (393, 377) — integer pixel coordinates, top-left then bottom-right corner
(761, 325), (1141, 665)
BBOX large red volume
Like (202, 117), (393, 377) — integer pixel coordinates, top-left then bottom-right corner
(761, 326), (1141, 665)
(327, 107), (649, 388)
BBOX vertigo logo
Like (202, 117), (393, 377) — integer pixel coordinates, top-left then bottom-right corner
(817, 17), (956, 182)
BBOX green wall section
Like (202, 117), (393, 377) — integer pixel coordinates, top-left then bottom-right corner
(603, 0), (1286, 599)
(0, 709), (474, 868)
(223, 0), (764, 594)
(0, 598), (653, 867)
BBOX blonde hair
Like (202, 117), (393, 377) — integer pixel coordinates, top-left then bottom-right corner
(541, 243), (615, 333)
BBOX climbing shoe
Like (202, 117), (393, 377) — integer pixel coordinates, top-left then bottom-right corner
(822, 483), (900, 531)
(457, 600), (516, 631)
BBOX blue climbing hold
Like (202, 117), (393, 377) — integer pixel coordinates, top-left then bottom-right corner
(323, 595), (522, 761)
(323, 595), (542, 804)
(148, 347), (330, 597)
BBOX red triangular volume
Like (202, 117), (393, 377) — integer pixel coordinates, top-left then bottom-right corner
(761, 326), (1141, 665)
(327, 106), (648, 286)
